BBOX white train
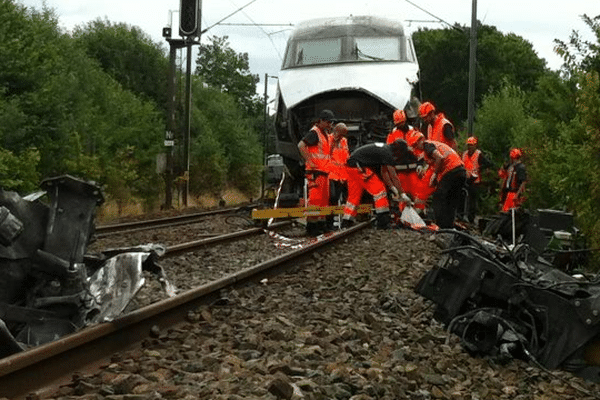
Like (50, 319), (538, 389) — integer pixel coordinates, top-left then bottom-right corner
(271, 15), (420, 203)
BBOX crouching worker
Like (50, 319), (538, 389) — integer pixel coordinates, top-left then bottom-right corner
(341, 141), (411, 229)
(407, 132), (466, 229)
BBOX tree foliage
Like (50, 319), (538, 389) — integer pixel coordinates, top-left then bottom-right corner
(72, 19), (170, 114)
(413, 24), (547, 127)
(195, 35), (262, 116)
(0, 1), (164, 208)
(469, 13), (600, 257)
(188, 81), (262, 196)
(554, 14), (600, 81)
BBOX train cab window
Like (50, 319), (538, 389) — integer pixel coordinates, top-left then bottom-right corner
(354, 37), (402, 61)
(284, 38), (342, 68)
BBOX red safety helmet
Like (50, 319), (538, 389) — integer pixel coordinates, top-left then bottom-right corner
(418, 102), (435, 118)
(393, 109), (406, 125)
(406, 131), (425, 147)
(510, 148), (522, 159)
(466, 136), (478, 145)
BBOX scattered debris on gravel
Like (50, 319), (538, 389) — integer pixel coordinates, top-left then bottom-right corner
(44, 228), (600, 400)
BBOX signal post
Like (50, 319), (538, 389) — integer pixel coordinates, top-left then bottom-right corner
(163, 0), (202, 209)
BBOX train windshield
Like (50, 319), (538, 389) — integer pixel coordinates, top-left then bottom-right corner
(283, 35), (415, 69)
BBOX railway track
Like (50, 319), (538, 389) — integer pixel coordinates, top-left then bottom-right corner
(95, 205), (256, 237)
(0, 222), (370, 399)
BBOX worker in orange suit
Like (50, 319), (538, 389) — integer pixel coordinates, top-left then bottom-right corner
(418, 101), (457, 150)
(386, 109), (435, 212)
(298, 109), (334, 236)
(461, 136), (492, 223)
(341, 141), (411, 230)
(386, 109), (420, 210)
(499, 148), (527, 213)
(328, 122), (350, 229)
(407, 132), (466, 229)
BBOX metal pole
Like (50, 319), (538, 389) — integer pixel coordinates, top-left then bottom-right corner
(164, 40), (179, 209)
(183, 40), (193, 207)
(467, 0), (478, 135)
(262, 73), (269, 198)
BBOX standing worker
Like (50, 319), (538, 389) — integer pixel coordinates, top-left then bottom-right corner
(298, 109), (334, 236)
(386, 110), (434, 210)
(407, 133), (466, 229)
(341, 141), (411, 229)
(461, 136), (492, 223)
(328, 122), (350, 229)
(418, 101), (457, 150)
(499, 148), (527, 213)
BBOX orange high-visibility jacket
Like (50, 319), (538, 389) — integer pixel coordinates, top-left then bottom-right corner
(304, 126), (331, 172)
(462, 149), (482, 184)
(423, 141), (463, 181)
(428, 113), (456, 149)
(386, 127), (421, 145)
(328, 136), (349, 181)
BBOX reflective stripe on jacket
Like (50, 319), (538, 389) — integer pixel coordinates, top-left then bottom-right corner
(304, 126), (331, 172)
(462, 149), (482, 184)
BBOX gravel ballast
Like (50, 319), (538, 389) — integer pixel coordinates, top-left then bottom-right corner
(39, 226), (600, 400)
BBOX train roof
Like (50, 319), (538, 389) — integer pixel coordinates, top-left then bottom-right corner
(289, 15), (407, 40)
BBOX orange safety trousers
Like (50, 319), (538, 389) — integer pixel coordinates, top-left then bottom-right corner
(344, 167), (389, 218)
(397, 169), (436, 210)
(306, 172), (330, 222)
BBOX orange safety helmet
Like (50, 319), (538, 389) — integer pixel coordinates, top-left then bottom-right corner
(406, 131), (425, 147)
(393, 109), (406, 125)
(466, 136), (478, 145)
(510, 148), (522, 159)
(418, 102), (435, 118)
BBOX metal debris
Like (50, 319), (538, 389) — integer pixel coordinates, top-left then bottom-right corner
(0, 175), (173, 358)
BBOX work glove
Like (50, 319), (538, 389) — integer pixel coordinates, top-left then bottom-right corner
(400, 193), (413, 206)
(390, 187), (400, 199)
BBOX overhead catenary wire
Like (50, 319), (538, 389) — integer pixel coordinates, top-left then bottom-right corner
(404, 0), (465, 31)
(201, 0), (260, 35)
(226, 0), (283, 61)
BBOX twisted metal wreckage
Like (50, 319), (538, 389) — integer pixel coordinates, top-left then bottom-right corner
(415, 209), (600, 382)
(0, 175), (174, 359)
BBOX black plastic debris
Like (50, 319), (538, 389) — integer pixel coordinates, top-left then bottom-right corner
(415, 225), (600, 382)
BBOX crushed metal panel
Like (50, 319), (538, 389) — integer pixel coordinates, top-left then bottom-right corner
(87, 252), (147, 323)
(0, 176), (173, 359)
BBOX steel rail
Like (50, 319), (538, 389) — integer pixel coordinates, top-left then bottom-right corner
(0, 222), (369, 399)
(95, 205), (256, 235)
(163, 220), (289, 257)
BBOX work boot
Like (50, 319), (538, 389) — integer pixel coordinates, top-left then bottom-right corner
(326, 215), (335, 231)
(375, 211), (391, 230)
(306, 222), (320, 237)
(341, 218), (354, 229)
(318, 220), (329, 234)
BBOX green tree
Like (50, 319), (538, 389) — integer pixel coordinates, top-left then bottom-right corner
(413, 24), (547, 127)
(554, 14), (600, 81)
(195, 35), (262, 116)
(72, 18), (170, 114)
(0, 1), (164, 207)
(188, 80), (262, 196)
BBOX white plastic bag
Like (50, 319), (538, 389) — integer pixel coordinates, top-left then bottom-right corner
(400, 205), (426, 229)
